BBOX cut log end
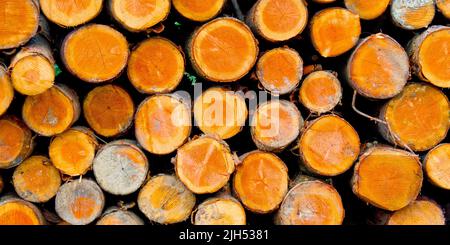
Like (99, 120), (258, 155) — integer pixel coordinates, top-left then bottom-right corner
(55, 179), (105, 225)
(49, 127), (98, 177)
(299, 71), (342, 114)
(93, 140), (149, 196)
(0, 117), (34, 169)
(11, 55), (55, 96)
(40, 0), (103, 27)
(83, 85), (135, 137)
(0, 196), (45, 225)
(379, 83), (449, 152)
(188, 17), (258, 82)
(22, 85), (80, 137)
(437, 0), (450, 19)
(299, 115), (360, 176)
(176, 136), (235, 194)
(0, 66), (14, 116)
(424, 144), (450, 190)
(13, 156), (61, 203)
(347, 33), (410, 99)
(251, 100), (303, 152)
(387, 199), (445, 225)
(61, 24), (129, 83)
(352, 146), (423, 211)
(311, 7), (361, 57)
(233, 151), (288, 214)
(97, 208), (144, 225)
(193, 87), (248, 139)
(109, 0), (170, 32)
(128, 38), (185, 94)
(135, 94), (191, 155)
(256, 47), (303, 95)
(173, 0), (226, 22)
(391, 0), (435, 30)
(138, 174), (196, 224)
(193, 196), (246, 225)
(276, 180), (344, 225)
(344, 0), (390, 20)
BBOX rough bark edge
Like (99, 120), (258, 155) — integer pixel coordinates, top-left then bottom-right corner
(423, 143), (450, 190)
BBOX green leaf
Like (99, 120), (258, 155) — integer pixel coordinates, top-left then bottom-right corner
(184, 72), (197, 85)
(174, 21), (182, 27)
(54, 64), (62, 77)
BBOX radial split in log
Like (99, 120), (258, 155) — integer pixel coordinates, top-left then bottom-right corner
(187, 17), (258, 82)
(408, 26), (450, 88)
(135, 94), (191, 155)
(378, 83), (449, 152)
(0, 0), (39, 50)
(138, 174), (196, 224)
(175, 136), (235, 194)
(0, 196), (45, 225)
(193, 87), (248, 139)
(424, 144), (450, 190)
(251, 100), (303, 152)
(10, 36), (55, 96)
(276, 179), (344, 225)
(233, 151), (288, 214)
(386, 199), (445, 225)
(347, 33), (410, 99)
(109, 0), (170, 32)
(93, 140), (149, 195)
(391, 0), (435, 30)
(83, 84), (135, 137)
(13, 156), (61, 203)
(97, 207), (144, 225)
(40, 0), (103, 27)
(193, 196), (246, 225)
(437, 0), (450, 19)
(173, 0), (226, 22)
(246, 0), (308, 42)
(0, 116), (34, 169)
(299, 115), (360, 176)
(55, 179), (105, 225)
(256, 47), (303, 95)
(49, 127), (98, 177)
(310, 7), (361, 57)
(344, 0), (390, 20)
(61, 24), (129, 83)
(128, 37), (185, 94)
(352, 145), (423, 211)
(22, 84), (80, 136)
(299, 71), (342, 114)
(0, 66), (13, 116)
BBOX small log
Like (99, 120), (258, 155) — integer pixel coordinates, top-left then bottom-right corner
(424, 144), (450, 190)
(193, 195), (246, 225)
(344, 0), (390, 20)
(298, 115), (360, 176)
(135, 94), (191, 155)
(437, 0), (450, 19)
(346, 33), (410, 99)
(83, 84), (135, 137)
(96, 207), (144, 225)
(10, 35), (55, 96)
(251, 100), (303, 152)
(391, 0), (435, 30)
(378, 83), (449, 152)
(0, 116), (34, 169)
(256, 47), (303, 95)
(12, 155), (61, 203)
(0, 66), (14, 116)
(408, 25), (450, 88)
(49, 127), (98, 177)
(233, 151), (289, 214)
(193, 87), (248, 139)
(39, 0), (103, 27)
(138, 174), (196, 224)
(386, 199), (445, 225)
(175, 135), (235, 194)
(187, 17), (258, 82)
(310, 7), (361, 57)
(55, 178), (105, 225)
(61, 24), (129, 83)
(22, 84), (80, 136)
(108, 0), (170, 32)
(352, 145), (423, 211)
(299, 70), (342, 114)
(0, 195), (46, 225)
(173, 0), (226, 22)
(128, 37), (185, 94)
(246, 0), (308, 42)
(0, 0), (40, 50)
(276, 179), (344, 225)
(93, 140), (149, 195)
